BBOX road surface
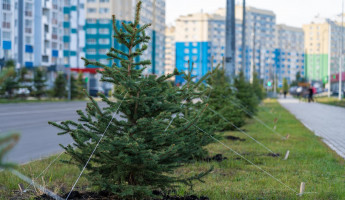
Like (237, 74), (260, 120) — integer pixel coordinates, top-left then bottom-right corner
(1, 101), (90, 164)
(279, 97), (345, 159)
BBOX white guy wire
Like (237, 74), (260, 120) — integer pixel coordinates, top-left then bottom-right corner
(208, 107), (277, 155)
(65, 92), (128, 200)
(24, 92), (127, 193)
(181, 117), (298, 194)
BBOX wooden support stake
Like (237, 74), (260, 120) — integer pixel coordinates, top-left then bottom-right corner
(273, 125), (277, 131)
(283, 150), (290, 160)
(286, 134), (290, 140)
(18, 183), (24, 195)
(299, 182), (305, 196)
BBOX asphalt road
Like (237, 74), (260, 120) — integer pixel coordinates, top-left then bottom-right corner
(1, 101), (92, 164)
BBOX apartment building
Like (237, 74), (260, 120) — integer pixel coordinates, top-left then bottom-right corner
(174, 6), (278, 84)
(84, 0), (166, 76)
(303, 16), (343, 83)
(274, 24), (304, 84)
(165, 26), (175, 77)
(0, 0), (16, 63)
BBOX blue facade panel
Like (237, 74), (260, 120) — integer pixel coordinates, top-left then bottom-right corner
(25, 45), (34, 53)
(175, 41), (209, 85)
(25, 62), (34, 68)
(3, 41), (11, 50)
(52, 50), (59, 57)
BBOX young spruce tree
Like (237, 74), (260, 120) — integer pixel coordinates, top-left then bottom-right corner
(49, 2), (210, 198)
(32, 68), (47, 99)
(234, 71), (259, 117)
(0, 133), (19, 170)
(204, 67), (245, 131)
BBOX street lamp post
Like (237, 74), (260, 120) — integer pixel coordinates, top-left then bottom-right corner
(339, 0), (344, 100)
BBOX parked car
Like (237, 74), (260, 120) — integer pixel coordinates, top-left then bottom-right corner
(89, 87), (105, 97)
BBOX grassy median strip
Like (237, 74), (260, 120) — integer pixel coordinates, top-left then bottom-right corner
(316, 96), (345, 108)
(1, 99), (344, 199)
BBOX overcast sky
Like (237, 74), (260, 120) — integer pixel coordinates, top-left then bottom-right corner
(166, 0), (343, 27)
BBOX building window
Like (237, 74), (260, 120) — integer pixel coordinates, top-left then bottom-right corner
(3, 13), (11, 29)
(3, 31), (11, 40)
(100, 59), (109, 65)
(87, 8), (97, 13)
(86, 28), (97, 34)
(99, 8), (109, 14)
(52, 42), (58, 49)
(99, 38), (110, 44)
(100, 0), (109, 2)
(99, 49), (108, 54)
(99, 19), (109, 24)
(87, 49), (97, 55)
(25, 2), (33, 16)
(192, 42), (197, 47)
(184, 49), (189, 54)
(192, 49), (198, 54)
(87, 39), (96, 44)
(99, 28), (109, 34)
(25, 36), (32, 44)
(87, 19), (97, 24)
(3, 0), (11, 11)
(25, 20), (32, 33)
(87, 0), (96, 2)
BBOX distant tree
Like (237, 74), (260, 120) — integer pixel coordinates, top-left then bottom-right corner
(283, 78), (289, 92)
(204, 67), (246, 131)
(32, 68), (47, 99)
(53, 73), (67, 99)
(71, 73), (85, 99)
(4, 60), (15, 69)
(252, 72), (265, 101)
(0, 67), (18, 98)
(234, 71), (259, 117)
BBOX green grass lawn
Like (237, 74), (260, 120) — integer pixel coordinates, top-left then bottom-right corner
(1, 99), (344, 199)
(315, 96), (345, 108)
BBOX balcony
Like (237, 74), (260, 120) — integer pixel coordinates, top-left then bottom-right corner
(2, 4), (10, 11)
(25, 11), (33, 17)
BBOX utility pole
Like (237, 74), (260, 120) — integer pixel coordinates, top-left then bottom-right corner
(328, 24), (332, 97)
(152, 0), (156, 74)
(250, 22), (256, 83)
(241, 0), (246, 73)
(339, 0), (344, 100)
(225, 0), (236, 79)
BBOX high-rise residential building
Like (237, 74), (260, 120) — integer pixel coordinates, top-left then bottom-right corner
(174, 6), (277, 84)
(0, 0), (85, 71)
(17, 0), (35, 68)
(0, 0), (17, 62)
(274, 24), (304, 84)
(63, 0), (86, 69)
(303, 16), (343, 84)
(234, 6), (276, 82)
(33, 0), (64, 68)
(165, 26), (175, 78)
(84, 0), (165, 76)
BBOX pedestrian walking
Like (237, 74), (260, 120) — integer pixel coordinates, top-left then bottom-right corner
(308, 86), (314, 103)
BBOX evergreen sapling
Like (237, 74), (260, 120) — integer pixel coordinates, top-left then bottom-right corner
(49, 2), (211, 198)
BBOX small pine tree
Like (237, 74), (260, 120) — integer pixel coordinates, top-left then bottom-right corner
(205, 68), (246, 131)
(53, 73), (67, 99)
(0, 67), (18, 98)
(234, 71), (259, 117)
(283, 78), (289, 92)
(0, 133), (19, 170)
(71, 73), (85, 99)
(49, 2), (210, 198)
(252, 72), (265, 101)
(32, 68), (47, 99)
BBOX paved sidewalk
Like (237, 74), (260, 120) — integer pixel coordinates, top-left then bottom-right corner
(278, 96), (345, 159)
